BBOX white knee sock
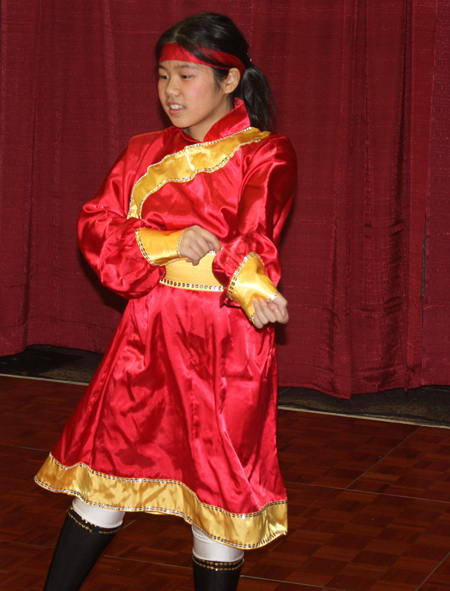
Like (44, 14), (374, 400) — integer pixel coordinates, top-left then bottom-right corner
(192, 526), (244, 562)
(72, 498), (125, 529)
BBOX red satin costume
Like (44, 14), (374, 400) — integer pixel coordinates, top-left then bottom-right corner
(36, 99), (297, 549)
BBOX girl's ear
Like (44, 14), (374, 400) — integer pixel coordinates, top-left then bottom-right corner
(222, 68), (240, 95)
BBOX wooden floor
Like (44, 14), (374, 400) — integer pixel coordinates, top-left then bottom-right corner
(2, 375), (450, 591)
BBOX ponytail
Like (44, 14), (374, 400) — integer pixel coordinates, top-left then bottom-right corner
(236, 63), (275, 132)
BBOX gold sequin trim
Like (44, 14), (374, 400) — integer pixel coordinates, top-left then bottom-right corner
(37, 476), (286, 549)
(192, 555), (244, 571)
(128, 127), (264, 219)
(160, 277), (224, 292)
(67, 508), (120, 535)
(266, 292), (280, 303)
(227, 252), (260, 302)
(44, 454), (284, 520)
(35, 453), (287, 549)
(176, 229), (185, 258)
(135, 228), (158, 266)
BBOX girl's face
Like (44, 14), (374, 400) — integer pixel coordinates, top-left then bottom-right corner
(158, 60), (237, 141)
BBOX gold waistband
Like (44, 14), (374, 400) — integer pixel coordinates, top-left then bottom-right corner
(160, 252), (225, 292)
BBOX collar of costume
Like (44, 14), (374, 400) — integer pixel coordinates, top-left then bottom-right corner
(179, 98), (250, 143)
(159, 42), (245, 76)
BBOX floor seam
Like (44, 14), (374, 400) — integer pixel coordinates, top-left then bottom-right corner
(283, 480), (450, 505)
(277, 404), (450, 428)
(1, 443), (50, 452)
(242, 573), (346, 589)
(0, 372), (89, 386)
(415, 548), (450, 590)
(345, 425), (423, 490)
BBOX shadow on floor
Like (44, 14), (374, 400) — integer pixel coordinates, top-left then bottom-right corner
(279, 383), (450, 428)
(0, 344), (102, 384)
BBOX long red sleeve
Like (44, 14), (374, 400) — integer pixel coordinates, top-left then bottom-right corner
(77, 146), (165, 299)
(212, 135), (297, 308)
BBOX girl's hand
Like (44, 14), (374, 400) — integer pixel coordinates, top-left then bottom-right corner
(252, 295), (289, 329)
(178, 225), (221, 266)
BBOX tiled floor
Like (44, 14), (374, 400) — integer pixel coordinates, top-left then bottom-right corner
(1, 371), (450, 590)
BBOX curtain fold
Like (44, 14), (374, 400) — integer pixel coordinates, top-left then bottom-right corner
(254, 0), (436, 396)
(422, 0), (450, 383)
(0, 0), (443, 398)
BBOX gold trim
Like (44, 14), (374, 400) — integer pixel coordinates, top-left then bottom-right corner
(228, 253), (280, 320)
(266, 293), (280, 304)
(192, 555), (244, 571)
(67, 508), (94, 533)
(67, 508), (120, 535)
(228, 253), (259, 302)
(135, 227), (183, 266)
(176, 229), (185, 258)
(35, 453), (287, 549)
(160, 278), (224, 292)
(127, 128), (270, 219)
(161, 252), (224, 292)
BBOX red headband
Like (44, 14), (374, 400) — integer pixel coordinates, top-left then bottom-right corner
(159, 42), (246, 76)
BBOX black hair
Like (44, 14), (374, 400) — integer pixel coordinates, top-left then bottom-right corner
(155, 13), (275, 132)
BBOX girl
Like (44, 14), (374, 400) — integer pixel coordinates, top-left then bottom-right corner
(36, 12), (296, 591)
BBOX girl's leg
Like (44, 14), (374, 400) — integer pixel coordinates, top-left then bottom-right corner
(43, 499), (125, 591)
(192, 527), (244, 591)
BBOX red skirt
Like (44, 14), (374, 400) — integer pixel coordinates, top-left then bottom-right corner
(35, 283), (287, 548)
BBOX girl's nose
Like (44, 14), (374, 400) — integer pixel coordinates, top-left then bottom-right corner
(165, 77), (179, 97)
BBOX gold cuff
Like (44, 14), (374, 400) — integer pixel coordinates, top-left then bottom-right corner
(228, 253), (280, 320)
(136, 228), (184, 266)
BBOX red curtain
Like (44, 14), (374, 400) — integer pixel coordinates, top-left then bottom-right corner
(422, 0), (450, 383)
(0, 1), (443, 398)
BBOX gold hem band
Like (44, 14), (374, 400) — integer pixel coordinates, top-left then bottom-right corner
(35, 454), (287, 549)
